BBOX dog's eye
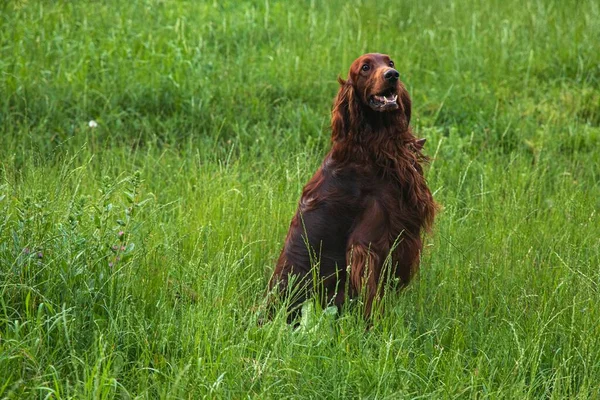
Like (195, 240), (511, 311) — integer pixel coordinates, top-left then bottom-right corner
(389, 60), (395, 68)
(361, 64), (370, 72)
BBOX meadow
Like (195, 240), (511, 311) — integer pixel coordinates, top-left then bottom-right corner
(1, 0), (599, 398)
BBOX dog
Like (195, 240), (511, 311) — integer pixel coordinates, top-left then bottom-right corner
(268, 53), (436, 321)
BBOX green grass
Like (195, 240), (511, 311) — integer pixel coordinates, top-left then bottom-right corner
(1, 0), (599, 398)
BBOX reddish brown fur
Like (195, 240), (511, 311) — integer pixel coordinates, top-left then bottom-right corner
(268, 53), (437, 321)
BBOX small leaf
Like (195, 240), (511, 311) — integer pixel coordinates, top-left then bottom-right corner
(136, 198), (153, 208)
(125, 191), (135, 203)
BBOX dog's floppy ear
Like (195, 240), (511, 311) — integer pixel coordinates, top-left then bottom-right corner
(331, 77), (355, 142)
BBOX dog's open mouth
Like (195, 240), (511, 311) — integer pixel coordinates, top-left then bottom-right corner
(369, 88), (398, 111)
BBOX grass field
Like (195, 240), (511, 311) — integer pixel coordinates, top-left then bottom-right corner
(1, 0), (600, 398)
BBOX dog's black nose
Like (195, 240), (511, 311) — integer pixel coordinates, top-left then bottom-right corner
(384, 69), (400, 82)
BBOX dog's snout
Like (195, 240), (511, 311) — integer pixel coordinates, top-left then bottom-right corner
(384, 69), (400, 82)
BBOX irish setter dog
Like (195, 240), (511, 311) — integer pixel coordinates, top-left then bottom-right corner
(268, 53), (436, 321)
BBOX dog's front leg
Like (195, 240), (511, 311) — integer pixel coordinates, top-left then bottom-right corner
(346, 199), (389, 319)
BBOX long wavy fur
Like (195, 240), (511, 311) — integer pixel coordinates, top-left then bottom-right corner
(330, 77), (436, 232)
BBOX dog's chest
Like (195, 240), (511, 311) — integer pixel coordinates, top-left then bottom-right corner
(326, 163), (404, 208)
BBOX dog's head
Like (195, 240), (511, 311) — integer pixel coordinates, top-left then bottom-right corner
(349, 53), (405, 112)
(332, 53), (412, 140)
